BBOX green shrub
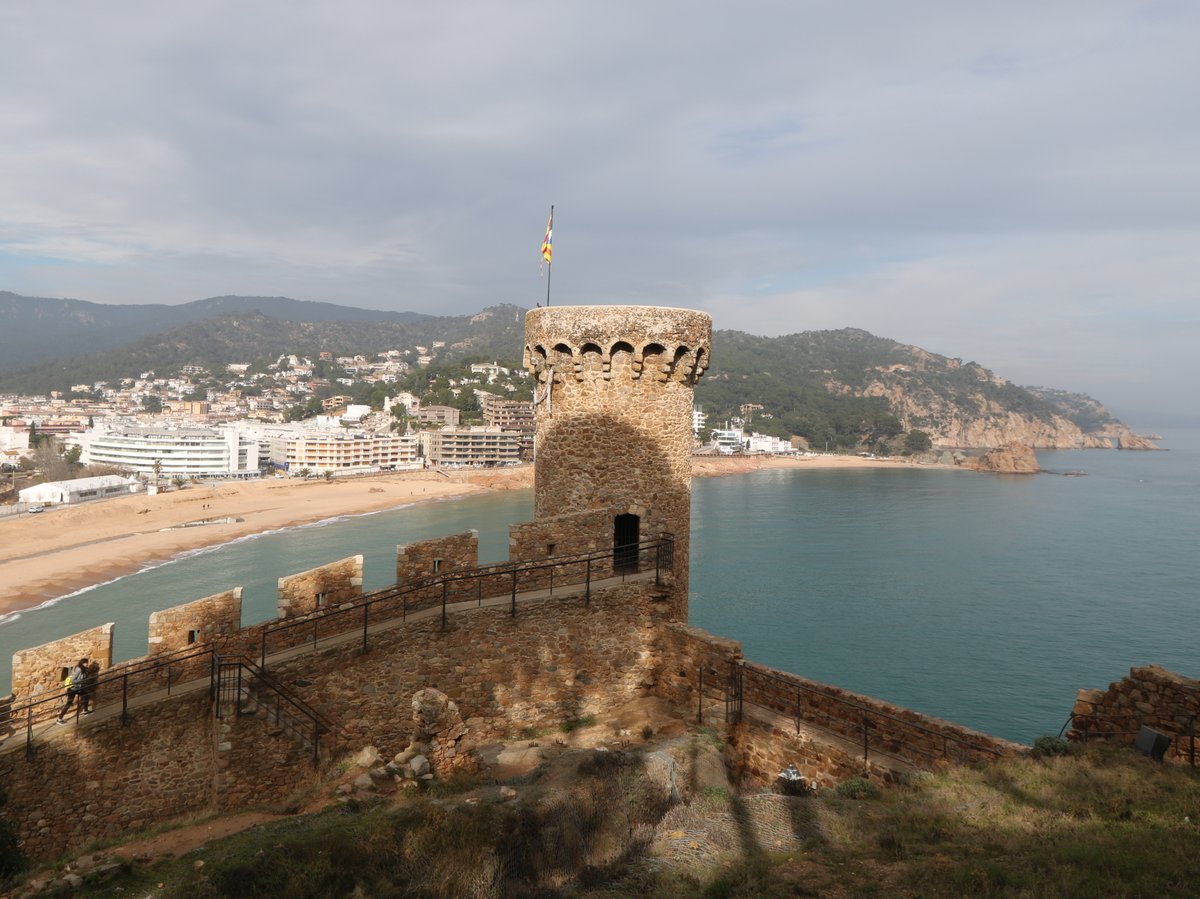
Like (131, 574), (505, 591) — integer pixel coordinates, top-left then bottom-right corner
(1032, 735), (1071, 757)
(835, 777), (878, 800)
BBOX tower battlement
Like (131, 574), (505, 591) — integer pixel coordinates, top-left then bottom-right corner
(524, 306), (711, 618)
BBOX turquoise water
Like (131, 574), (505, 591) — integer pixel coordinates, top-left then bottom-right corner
(690, 431), (1200, 743)
(2, 432), (1196, 743)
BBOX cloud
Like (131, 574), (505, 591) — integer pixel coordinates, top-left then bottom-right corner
(1, 1), (1198, 421)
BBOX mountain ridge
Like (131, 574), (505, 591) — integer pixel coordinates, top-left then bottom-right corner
(0, 291), (1140, 449)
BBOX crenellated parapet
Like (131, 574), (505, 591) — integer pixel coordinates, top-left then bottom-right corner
(523, 306), (710, 386)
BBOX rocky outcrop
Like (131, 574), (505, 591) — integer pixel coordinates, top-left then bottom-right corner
(1117, 435), (1162, 451)
(969, 442), (1039, 474)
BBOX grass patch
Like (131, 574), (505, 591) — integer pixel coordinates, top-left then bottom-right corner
(560, 714), (597, 733)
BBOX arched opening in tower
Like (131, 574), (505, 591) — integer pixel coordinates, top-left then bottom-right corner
(613, 512), (640, 574)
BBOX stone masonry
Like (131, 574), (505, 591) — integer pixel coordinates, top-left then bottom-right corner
(525, 305), (711, 619)
(277, 554), (363, 618)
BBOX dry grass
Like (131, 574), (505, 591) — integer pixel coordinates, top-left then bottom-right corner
(37, 743), (1200, 899)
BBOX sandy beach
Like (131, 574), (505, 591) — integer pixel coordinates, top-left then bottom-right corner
(0, 453), (954, 617)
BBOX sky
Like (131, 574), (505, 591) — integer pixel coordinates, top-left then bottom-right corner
(2, 2), (1197, 427)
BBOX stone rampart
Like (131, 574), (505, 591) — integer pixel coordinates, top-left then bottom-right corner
(739, 661), (1020, 767)
(11, 623), (115, 702)
(396, 531), (478, 584)
(2, 691), (217, 861)
(277, 555), (364, 618)
(1071, 664), (1200, 762)
(148, 588), (243, 655)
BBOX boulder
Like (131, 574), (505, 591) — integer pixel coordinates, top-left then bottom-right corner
(970, 442), (1039, 474)
(352, 745), (382, 768)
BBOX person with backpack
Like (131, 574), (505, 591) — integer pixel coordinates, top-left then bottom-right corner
(80, 660), (100, 715)
(56, 657), (88, 724)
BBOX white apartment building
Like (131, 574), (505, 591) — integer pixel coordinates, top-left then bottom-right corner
(75, 425), (261, 477)
(269, 430), (420, 476)
(419, 427), (521, 467)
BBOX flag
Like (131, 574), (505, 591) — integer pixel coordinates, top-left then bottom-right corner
(540, 209), (553, 267)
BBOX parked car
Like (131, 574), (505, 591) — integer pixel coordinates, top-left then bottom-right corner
(27, 505), (44, 513)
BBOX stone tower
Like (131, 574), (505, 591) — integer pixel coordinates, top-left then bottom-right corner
(524, 305), (711, 618)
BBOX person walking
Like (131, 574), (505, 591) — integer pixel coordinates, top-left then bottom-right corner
(80, 660), (100, 715)
(56, 657), (88, 724)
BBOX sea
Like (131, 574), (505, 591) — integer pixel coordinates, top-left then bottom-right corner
(2, 429), (1196, 745)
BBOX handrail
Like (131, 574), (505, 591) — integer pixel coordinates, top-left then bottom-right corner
(258, 536), (674, 666)
(238, 658), (337, 734)
(733, 661), (1005, 765)
(3, 644), (219, 756)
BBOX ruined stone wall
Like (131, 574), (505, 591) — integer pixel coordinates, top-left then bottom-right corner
(524, 306), (710, 619)
(1071, 664), (1200, 762)
(0, 691), (217, 862)
(11, 623), (115, 701)
(396, 532), (479, 584)
(148, 588), (243, 655)
(277, 555), (363, 619)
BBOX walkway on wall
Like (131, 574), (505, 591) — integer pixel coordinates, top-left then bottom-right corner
(0, 565), (660, 759)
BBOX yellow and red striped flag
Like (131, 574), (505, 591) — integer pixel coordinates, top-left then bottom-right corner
(540, 208), (553, 268)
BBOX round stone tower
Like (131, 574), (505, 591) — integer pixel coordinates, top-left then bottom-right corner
(524, 305), (711, 619)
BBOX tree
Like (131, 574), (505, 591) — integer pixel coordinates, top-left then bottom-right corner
(142, 395), (163, 414)
(903, 430), (933, 454)
(152, 458), (163, 483)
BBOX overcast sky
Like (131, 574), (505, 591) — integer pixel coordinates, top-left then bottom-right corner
(2, 2), (1197, 426)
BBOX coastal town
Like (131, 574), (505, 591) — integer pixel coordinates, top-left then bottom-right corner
(0, 338), (801, 511)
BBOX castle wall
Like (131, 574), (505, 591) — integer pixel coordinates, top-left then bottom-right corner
(277, 555), (363, 618)
(148, 588), (243, 655)
(2, 691), (217, 862)
(1071, 664), (1200, 762)
(396, 532), (479, 584)
(524, 306), (711, 619)
(269, 582), (665, 761)
(11, 623), (114, 702)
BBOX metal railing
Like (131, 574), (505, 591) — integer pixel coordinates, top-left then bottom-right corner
(2, 643), (335, 765)
(725, 660), (1006, 768)
(2, 643), (219, 759)
(214, 654), (336, 766)
(257, 537), (675, 669)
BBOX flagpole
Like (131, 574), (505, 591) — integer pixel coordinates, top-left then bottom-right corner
(544, 204), (554, 307)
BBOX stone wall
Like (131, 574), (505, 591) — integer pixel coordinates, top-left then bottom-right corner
(396, 532), (479, 584)
(653, 622), (743, 719)
(739, 661), (1019, 767)
(1071, 664), (1200, 762)
(148, 588), (243, 655)
(277, 555), (363, 619)
(727, 718), (878, 789)
(11, 623), (115, 701)
(524, 306), (711, 619)
(267, 582), (667, 762)
(1, 691), (217, 861)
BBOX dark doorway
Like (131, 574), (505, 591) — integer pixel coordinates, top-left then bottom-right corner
(613, 513), (640, 573)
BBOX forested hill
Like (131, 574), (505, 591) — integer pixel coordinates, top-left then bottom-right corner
(0, 291), (1135, 449)
(0, 291), (435, 375)
(693, 328), (1132, 449)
